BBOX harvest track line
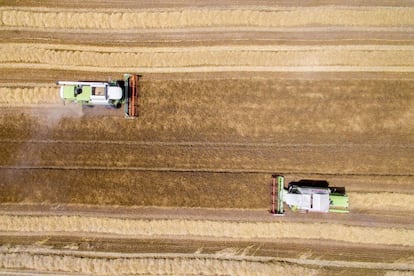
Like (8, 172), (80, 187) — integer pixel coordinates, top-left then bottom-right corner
(0, 165), (412, 177)
(3, 26), (414, 34)
(1, 139), (413, 149)
(4, 0), (414, 9)
(3, 6), (414, 12)
(3, 64), (414, 73)
(1, 71), (413, 82)
(4, 42), (414, 52)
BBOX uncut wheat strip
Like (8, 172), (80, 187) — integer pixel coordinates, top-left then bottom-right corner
(0, 215), (413, 246)
(0, 7), (413, 30)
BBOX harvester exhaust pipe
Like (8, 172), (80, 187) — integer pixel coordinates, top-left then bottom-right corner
(270, 174), (285, 216)
(74, 85), (83, 96)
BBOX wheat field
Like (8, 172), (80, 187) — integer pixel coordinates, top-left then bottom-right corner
(0, 0), (413, 274)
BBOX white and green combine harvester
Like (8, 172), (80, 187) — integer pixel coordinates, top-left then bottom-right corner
(57, 74), (140, 118)
(270, 175), (349, 215)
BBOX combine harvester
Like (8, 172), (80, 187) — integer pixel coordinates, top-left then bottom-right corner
(270, 174), (349, 215)
(57, 74), (140, 118)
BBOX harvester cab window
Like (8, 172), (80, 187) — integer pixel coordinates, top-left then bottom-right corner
(92, 87), (105, 96)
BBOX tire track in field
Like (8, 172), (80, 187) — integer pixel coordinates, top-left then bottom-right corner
(2, 138), (413, 148)
(4, 64), (414, 73)
(3, 29), (414, 48)
(2, 145), (413, 181)
(1, 165), (413, 177)
(2, 139), (413, 176)
(2, 139), (413, 195)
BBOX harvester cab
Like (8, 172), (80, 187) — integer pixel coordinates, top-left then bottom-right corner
(57, 74), (140, 118)
(270, 175), (349, 215)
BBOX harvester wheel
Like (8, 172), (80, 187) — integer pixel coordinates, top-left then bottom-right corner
(109, 100), (122, 109)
